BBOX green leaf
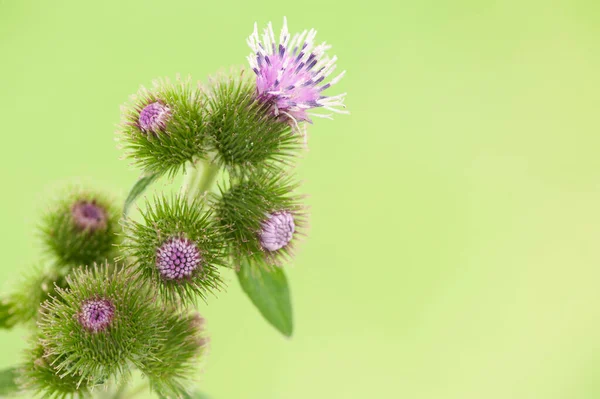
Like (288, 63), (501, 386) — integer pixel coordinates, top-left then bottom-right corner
(0, 368), (19, 396)
(123, 173), (159, 216)
(237, 261), (293, 337)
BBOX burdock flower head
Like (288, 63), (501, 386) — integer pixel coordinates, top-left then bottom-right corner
(247, 17), (348, 124)
(31, 264), (164, 392)
(117, 76), (209, 177)
(122, 195), (227, 305)
(204, 71), (301, 176)
(23, 264), (211, 398)
(214, 171), (307, 268)
(41, 187), (121, 268)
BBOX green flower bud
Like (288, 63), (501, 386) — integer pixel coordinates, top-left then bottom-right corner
(1, 266), (67, 327)
(40, 188), (121, 269)
(205, 71), (301, 176)
(122, 195), (227, 305)
(213, 171), (308, 268)
(141, 312), (208, 398)
(117, 75), (209, 177)
(20, 340), (93, 398)
(33, 264), (167, 394)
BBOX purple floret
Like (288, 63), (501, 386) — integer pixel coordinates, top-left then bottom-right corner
(156, 237), (202, 280)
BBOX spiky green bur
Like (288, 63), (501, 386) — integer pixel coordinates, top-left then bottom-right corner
(214, 172), (307, 268)
(2, 266), (67, 327)
(117, 76), (209, 178)
(122, 195), (227, 305)
(205, 71), (301, 176)
(20, 341), (91, 399)
(32, 264), (166, 395)
(41, 188), (121, 269)
(141, 312), (208, 398)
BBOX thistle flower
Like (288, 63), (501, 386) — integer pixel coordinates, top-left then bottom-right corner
(247, 17), (348, 125)
(32, 264), (167, 395)
(213, 171), (307, 268)
(122, 195), (227, 305)
(40, 188), (121, 269)
(117, 76), (208, 177)
(204, 72), (301, 176)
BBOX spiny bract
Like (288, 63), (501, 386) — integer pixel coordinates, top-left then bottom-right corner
(40, 187), (121, 270)
(213, 171), (308, 269)
(117, 75), (209, 178)
(121, 195), (228, 305)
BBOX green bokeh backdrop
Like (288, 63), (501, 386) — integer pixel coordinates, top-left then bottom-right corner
(2, 1), (600, 398)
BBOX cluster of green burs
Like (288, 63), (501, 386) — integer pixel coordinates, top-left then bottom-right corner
(0, 71), (311, 399)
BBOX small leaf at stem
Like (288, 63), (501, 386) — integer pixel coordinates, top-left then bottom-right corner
(0, 367), (20, 396)
(123, 173), (160, 216)
(237, 261), (293, 337)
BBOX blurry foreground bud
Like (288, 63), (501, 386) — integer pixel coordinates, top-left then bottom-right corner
(117, 76), (209, 177)
(214, 172), (307, 268)
(122, 195), (227, 305)
(205, 72), (301, 176)
(247, 17), (348, 124)
(41, 188), (120, 268)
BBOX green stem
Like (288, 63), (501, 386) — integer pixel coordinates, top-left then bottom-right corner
(183, 159), (220, 204)
(197, 161), (220, 197)
(183, 161), (203, 203)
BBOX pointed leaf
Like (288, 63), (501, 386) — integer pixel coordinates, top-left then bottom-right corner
(123, 173), (160, 216)
(237, 262), (293, 337)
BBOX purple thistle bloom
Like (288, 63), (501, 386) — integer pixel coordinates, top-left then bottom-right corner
(71, 200), (107, 231)
(138, 101), (171, 134)
(78, 298), (115, 333)
(259, 211), (295, 252)
(247, 17), (348, 124)
(156, 237), (202, 280)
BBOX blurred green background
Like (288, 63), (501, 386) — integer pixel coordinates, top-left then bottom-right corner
(1, 0), (600, 398)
